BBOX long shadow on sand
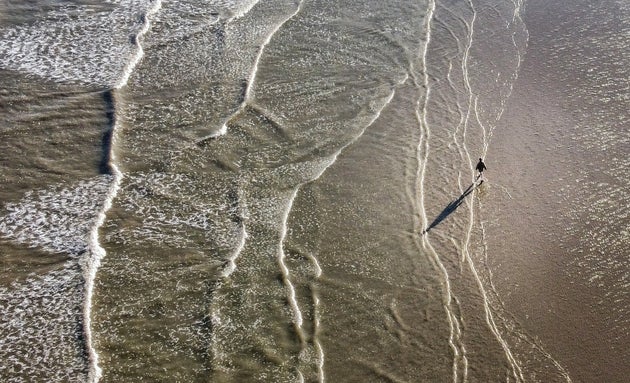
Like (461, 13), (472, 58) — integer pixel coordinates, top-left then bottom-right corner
(423, 180), (480, 234)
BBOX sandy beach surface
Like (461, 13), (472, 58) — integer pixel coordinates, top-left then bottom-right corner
(487, 0), (629, 381)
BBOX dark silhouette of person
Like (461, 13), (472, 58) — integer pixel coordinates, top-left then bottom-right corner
(476, 158), (486, 179)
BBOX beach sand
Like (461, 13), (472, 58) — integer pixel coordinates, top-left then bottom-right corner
(486, 0), (629, 381)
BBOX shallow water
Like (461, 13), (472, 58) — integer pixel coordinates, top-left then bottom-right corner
(0, 0), (627, 382)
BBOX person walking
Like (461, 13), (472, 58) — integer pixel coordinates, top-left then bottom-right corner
(476, 158), (486, 179)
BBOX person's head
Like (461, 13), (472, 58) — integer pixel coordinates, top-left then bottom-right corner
(479, 158), (482, 161)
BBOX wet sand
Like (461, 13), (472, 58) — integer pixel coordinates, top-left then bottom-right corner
(486, 0), (629, 381)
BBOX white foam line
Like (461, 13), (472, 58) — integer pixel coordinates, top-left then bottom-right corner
(529, 336), (573, 383)
(311, 256), (323, 278)
(313, 294), (325, 383)
(415, 2), (468, 382)
(315, 339), (325, 382)
(228, 0), (263, 22)
(279, 188), (305, 333)
(433, 12), (466, 55)
(278, 189), (309, 383)
(83, 158), (122, 383)
(473, 97), (488, 150)
(221, 186), (249, 278)
(115, 0), (162, 90)
(242, 0), (305, 106)
(84, 2), (161, 382)
(416, 0), (440, 347)
(277, 187), (317, 380)
(222, 224), (249, 278)
(510, 0), (523, 24)
(198, 0), (306, 143)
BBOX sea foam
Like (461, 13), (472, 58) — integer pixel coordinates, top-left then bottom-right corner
(0, 177), (112, 256)
(0, 1), (155, 86)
